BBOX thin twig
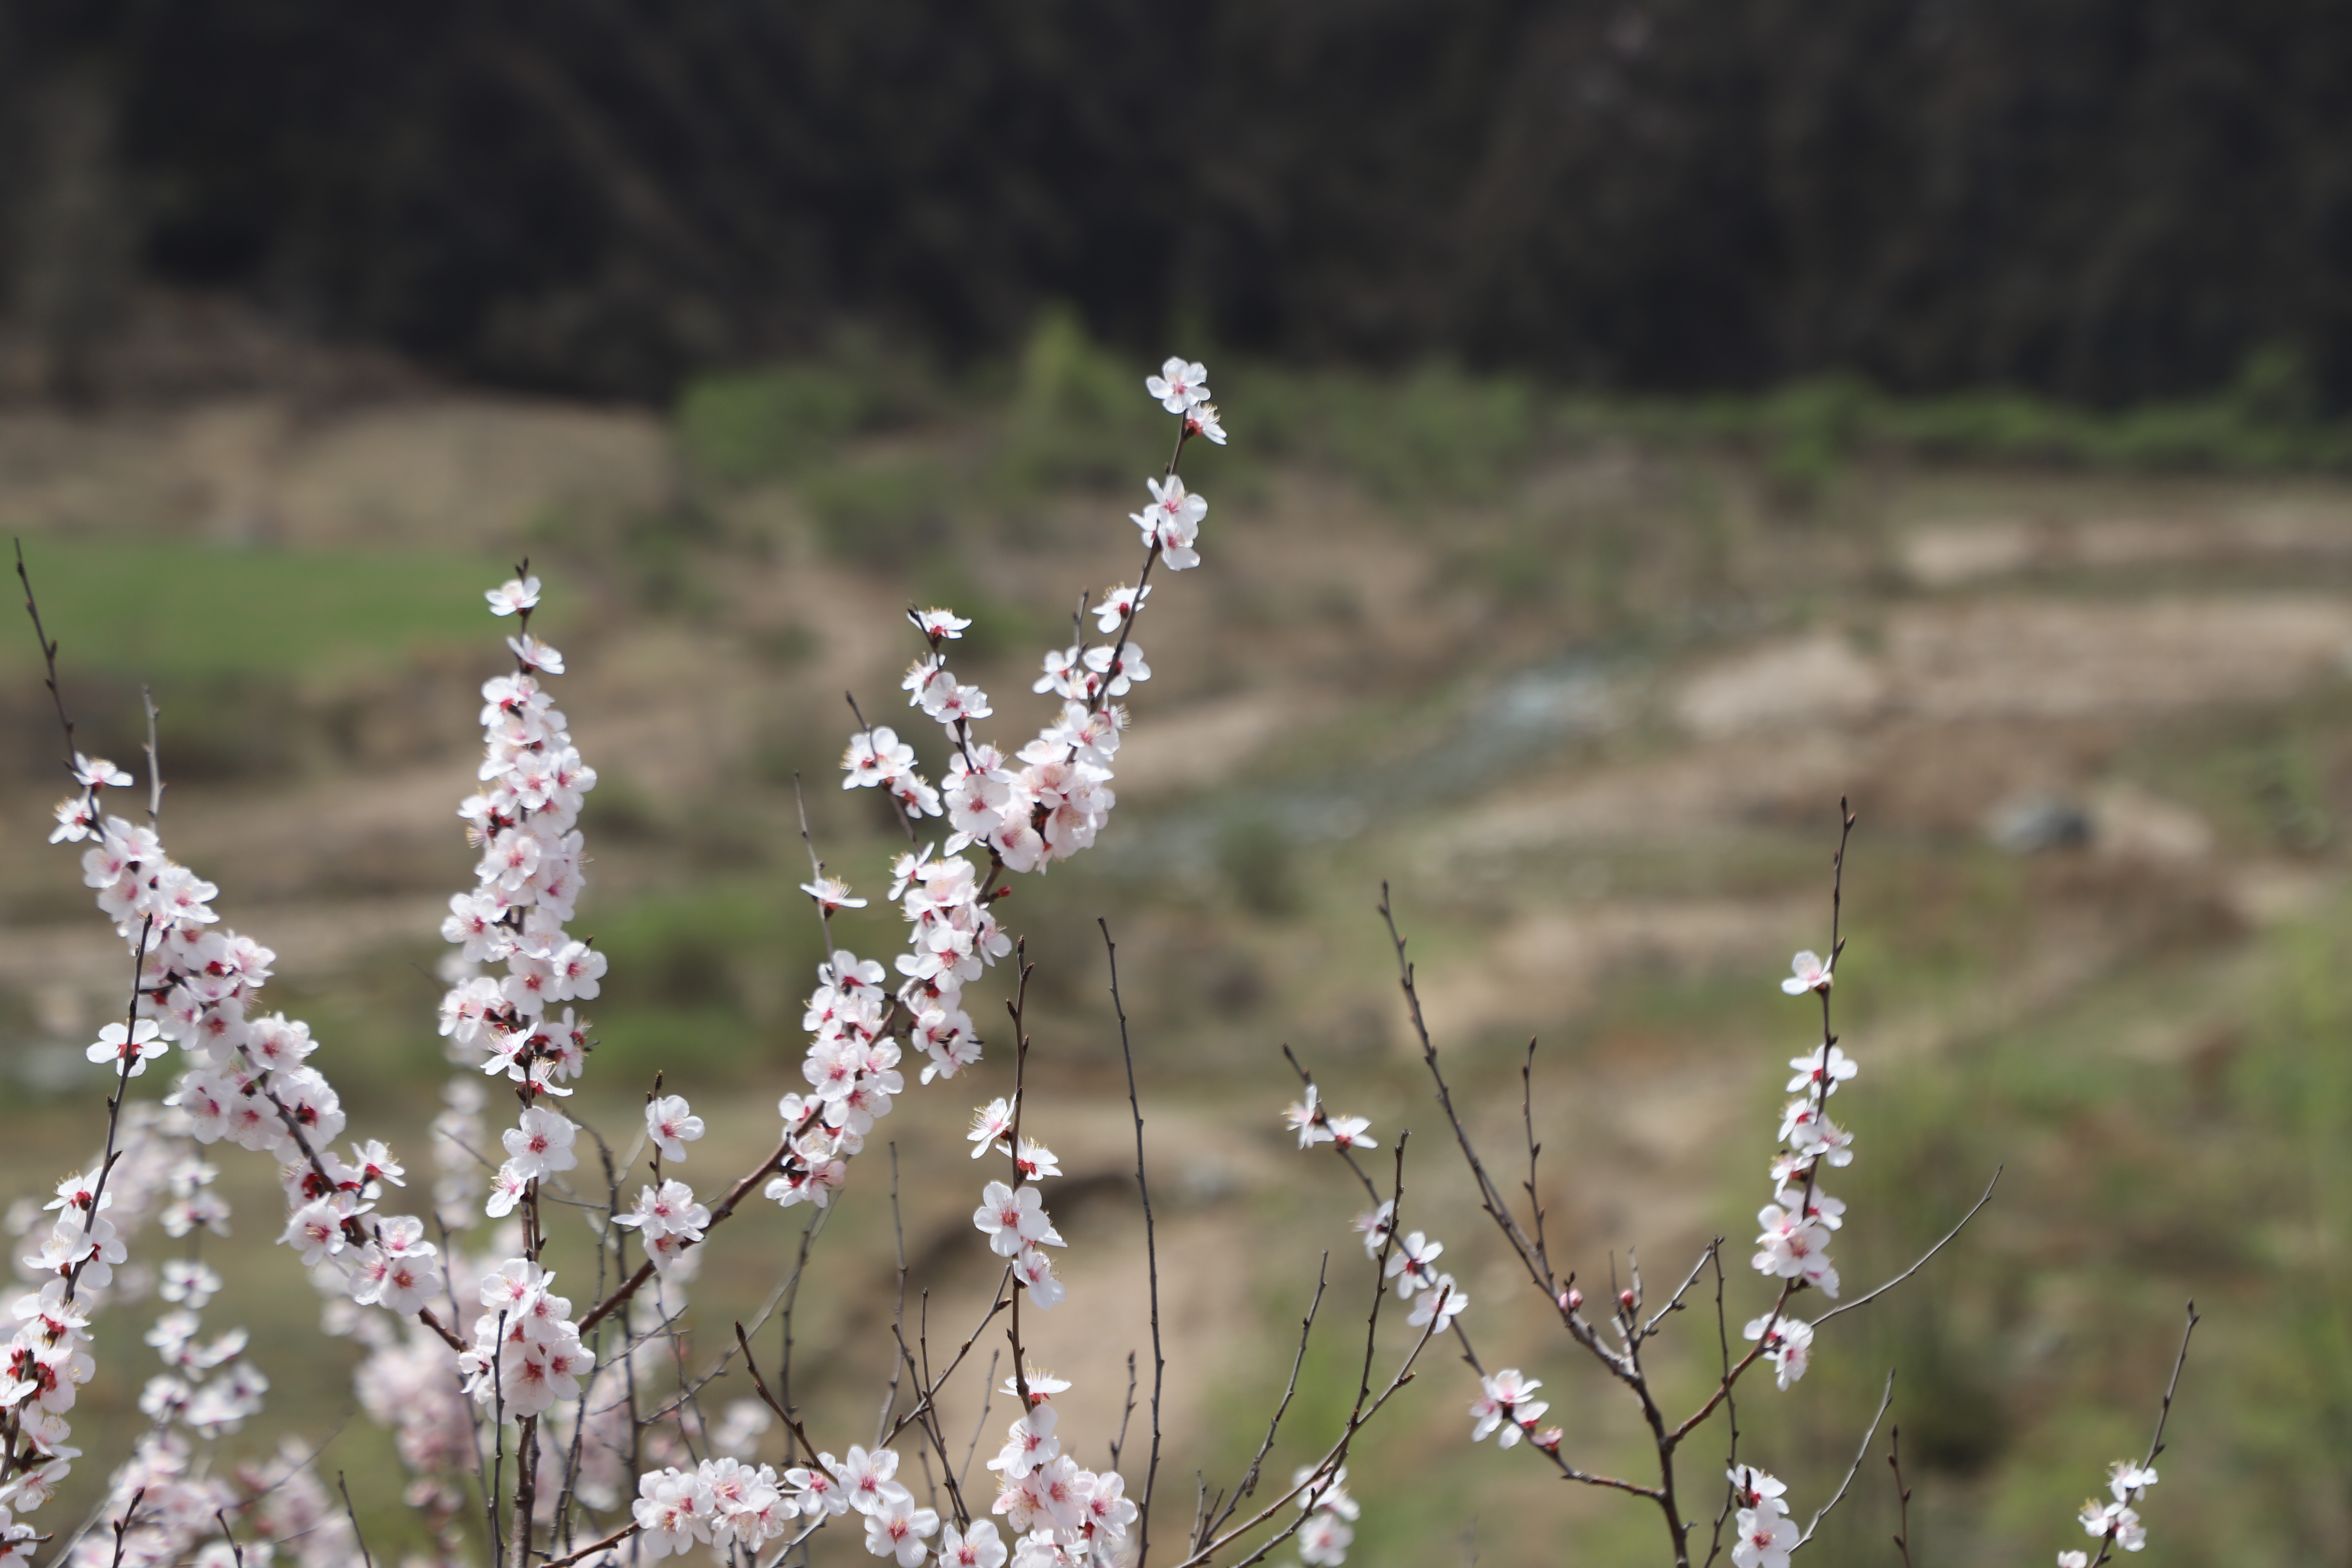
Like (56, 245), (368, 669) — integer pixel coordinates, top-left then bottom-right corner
(1811, 1170), (2002, 1328)
(791, 775), (838, 957)
(1794, 1370), (1895, 1550)
(543, 1518), (639, 1568)
(1205, 1255), (1328, 1542)
(1887, 1426), (1913, 1568)
(2142, 1301), (2200, 1471)
(213, 1509), (246, 1568)
(335, 1472), (375, 1568)
(139, 687), (162, 820)
(1102, 919), (1166, 1567)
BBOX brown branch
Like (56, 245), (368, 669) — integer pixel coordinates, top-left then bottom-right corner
(1888, 1426), (1913, 1568)
(1103, 918), (1167, 1567)
(1204, 1255), (1328, 1544)
(1811, 1170), (2001, 1328)
(578, 1130), (796, 1333)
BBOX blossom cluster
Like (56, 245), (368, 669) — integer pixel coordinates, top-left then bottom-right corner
(435, 575), (601, 1142)
(611, 1094), (710, 1274)
(628, 1453), (804, 1558)
(456, 1258), (589, 1419)
(54, 1432), (352, 1568)
(1292, 1087), (1470, 1345)
(1743, 952), (1859, 1390)
(970, 1099), (1068, 1308)
(764, 946), (921, 1212)
(1290, 1464), (1358, 1567)
(27, 741), (458, 1565)
(768, 355), (1222, 1227)
(1728, 1464), (1798, 1568)
(47, 753), (446, 1323)
(2064, 1459), (2159, 1559)
(984, 1372), (1137, 1566)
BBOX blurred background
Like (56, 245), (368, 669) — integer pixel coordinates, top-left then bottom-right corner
(3, 3), (2352, 1563)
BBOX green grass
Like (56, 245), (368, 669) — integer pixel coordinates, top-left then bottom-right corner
(6, 538), (529, 682)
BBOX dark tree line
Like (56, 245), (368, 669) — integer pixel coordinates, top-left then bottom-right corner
(2, 0), (2348, 407)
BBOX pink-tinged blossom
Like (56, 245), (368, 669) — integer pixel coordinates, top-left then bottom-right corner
(484, 576), (541, 616)
(1092, 584), (1150, 634)
(836, 1445), (913, 1517)
(1298, 1510), (1354, 1566)
(1145, 357), (1210, 412)
(1752, 1204), (1840, 1297)
(1085, 1469), (1139, 1543)
(645, 1095), (705, 1162)
(506, 632), (565, 674)
(1032, 645), (1089, 701)
(1469, 1369), (1547, 1447)
(1785, 1045), (1859, 1098)
(843, 727), (918, 790)
(501, 1106), (578, 1181)
(974, 1182), (1060, 1257)
(547, 939), (606, 1001)
(632, 1467), (710, 1557)
(1774, 1182), (1846, 1232)
(280, 1199), (354, 1267)
(1081, 640), (1149, 696)
(912, 606), (972, 640)
(72, 753), (133, 790)
(612, 1180), (710, 1247)
(1326, 1115), (1377, 1151)
(987, 1405), (1060, 1480)
(1354, 1199), (1395, 1258)
(939, 1518), (1009, 1568)
(160, 1259), (223, 1308)
(969, 1098), (1017, 1157)
(1285, 1084), (1331, 1148)
(1384, 1231), (1444, 1298)
(1743, 1314), (1815, 1389)
(49, 796), (96, 844)
(1187, 402), (1227, 445)
(1407, 1276), (1468, 1331)
(1781, 949), (1832, 995)
(864, 1492), (941, 1566)
(1733, 1506), (1799, 1568)
(1132, 476), (1207, 571)
(2078, 1500), (2146, 1552)
(2108, 1460), (2157, 1502)
(1001, 1367), (1072, 1403)
(1014, 1247), (1066, 1310)
(1727, 1465), (1790, 1516)
(801, 874), (868, 913)
(86, 1020), (165, 1077)
(1293, 1463), (1358, 1521)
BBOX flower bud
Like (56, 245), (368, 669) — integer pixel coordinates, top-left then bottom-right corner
(1618, 1288), (1636, 1311)
(1560, 1287), (1581, 1312)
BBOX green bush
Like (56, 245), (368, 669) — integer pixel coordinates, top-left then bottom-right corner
(675, 336), (938, 484)
(993, 306), (1168, 495)
(802, 458), (952, 568)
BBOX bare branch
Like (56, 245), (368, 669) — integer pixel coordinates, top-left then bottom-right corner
(1794, 1370), (1895, 1550)
(1103, 918), (1166, 1568)
(1888, 1426), (1914, 1568)
(1812, 1170), (2002, 1328)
